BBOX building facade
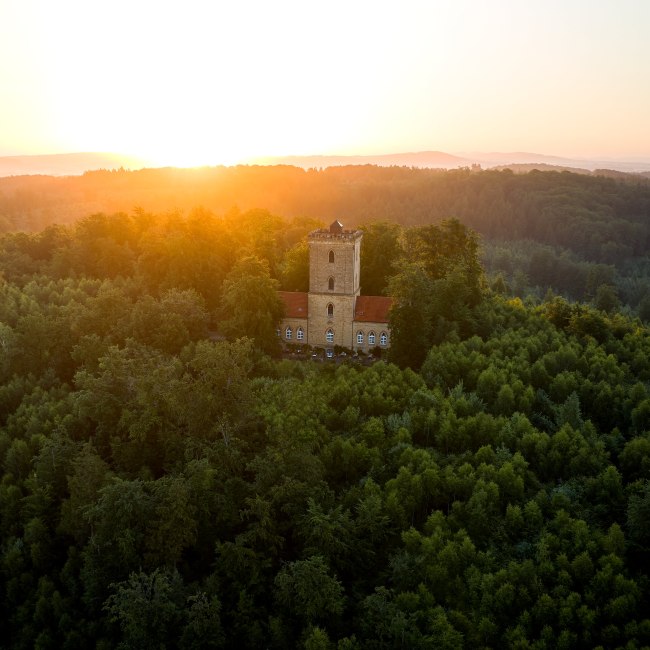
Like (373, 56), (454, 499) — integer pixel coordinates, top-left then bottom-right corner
(279, 221), (391, 352)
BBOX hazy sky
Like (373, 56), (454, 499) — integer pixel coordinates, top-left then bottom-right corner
(1, 0), (649, 166)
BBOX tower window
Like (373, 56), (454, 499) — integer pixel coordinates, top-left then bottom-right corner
(328, 250), (335, 263)
(326, 329), (334, 343)
(357, 331), (364, 345)
(328, 277), (334, 291)
(327, 303), (334, 318)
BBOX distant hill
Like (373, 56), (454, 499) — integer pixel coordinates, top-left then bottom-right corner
(253, 151), (472, 169)
(491, 163), (593, 175)
(2, 150), (650, 177)
(261, 151), (650, 174)
(0, 152), (150, 177)
(464, 151), (650, 173)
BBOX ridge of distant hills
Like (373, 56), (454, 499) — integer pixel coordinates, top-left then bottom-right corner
(261, 151), (650, 174)
(254, 150), (470, 169)
(0, 152), (151, 177)
(1, 150), (650, 177)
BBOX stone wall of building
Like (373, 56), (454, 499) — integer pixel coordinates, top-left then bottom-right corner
(280, 317), (308, 345)
(307, 293), (357, 349)
(351, 320), (391, 352)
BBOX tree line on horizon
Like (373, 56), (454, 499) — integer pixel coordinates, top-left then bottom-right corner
(1, 165), (648, 262)
(2, 164), (649, 313)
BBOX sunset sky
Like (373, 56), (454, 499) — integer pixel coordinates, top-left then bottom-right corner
(1, 0), (649, 167)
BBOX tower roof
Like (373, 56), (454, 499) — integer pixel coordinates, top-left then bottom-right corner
(329, 220), (343, 234)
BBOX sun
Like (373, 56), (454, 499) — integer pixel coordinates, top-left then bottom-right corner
(36, 0), (386, 168)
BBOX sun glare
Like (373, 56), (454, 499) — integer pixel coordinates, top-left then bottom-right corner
(17, 0), (416, 167)
(2, 0), (649, 162)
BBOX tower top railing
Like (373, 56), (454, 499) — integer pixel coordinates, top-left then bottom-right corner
(308, 229), (362, 242)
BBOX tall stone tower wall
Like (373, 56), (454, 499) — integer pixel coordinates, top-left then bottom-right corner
(307, 225), (362, 349)
(308, 230), (361, 295)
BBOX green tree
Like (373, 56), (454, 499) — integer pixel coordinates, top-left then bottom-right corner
(59, 443), (112, 542)
(274, 556), (345, 623)
(280, 240), (310, 292)
(218, 256), (284, 355)
(360, 222), (401, 296)
(389, 220), (483, 368)
(104, 568), (185, 649)
(180, 592), (225, 649)
(403, 218), (482, 301)
(387, 262), (434, 369)
(594, 284), (621, 314)
(627, 481), (650, 548)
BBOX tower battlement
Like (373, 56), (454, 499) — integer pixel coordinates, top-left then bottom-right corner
(308, 229), (362, 242)
(308, 221), (361, 297)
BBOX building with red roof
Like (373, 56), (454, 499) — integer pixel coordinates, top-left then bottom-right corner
(278, 221), (392, 352)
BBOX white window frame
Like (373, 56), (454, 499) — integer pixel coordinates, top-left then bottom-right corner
(326, 329), (334, 343)
(357, 331), (364, 345)
(380, 332), (387, 346)
(368, 331), (376, 345)
(296, 327), (304, 341)
(285, 327), (292, 340)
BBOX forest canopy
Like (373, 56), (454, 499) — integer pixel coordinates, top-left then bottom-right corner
(1, 200), (650, 647)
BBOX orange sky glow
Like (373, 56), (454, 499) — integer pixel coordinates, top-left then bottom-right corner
(1, 0), (649, 167)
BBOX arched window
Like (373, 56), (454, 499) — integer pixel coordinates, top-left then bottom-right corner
(327, 303), (334, 318)
(285, 326), (292, 340)
(328, 250), (335, 263)
(297, 327), (304, 341)
(357, 331), (364, 345)
(368, 331), (376, 345)
(328, 277), (334, 291)
(380, 332), (387, 346)
(326, 329), (334, 343)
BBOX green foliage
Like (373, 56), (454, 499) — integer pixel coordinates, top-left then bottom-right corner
(280, 240), (310, 292)
(359, 221), (401, 296)
(387, 261), (435, 368)
(388, 219), (484, 368)
(274, 556), (345, 622)
(2, 209), (650, 649)
(218, 256), (284, 355)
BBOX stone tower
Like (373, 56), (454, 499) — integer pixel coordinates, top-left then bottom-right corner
(307, 220), (362, 349)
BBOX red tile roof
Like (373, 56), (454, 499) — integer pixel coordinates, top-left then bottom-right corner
(279, 291), (308, 319)
(354, 295), (392, 324)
